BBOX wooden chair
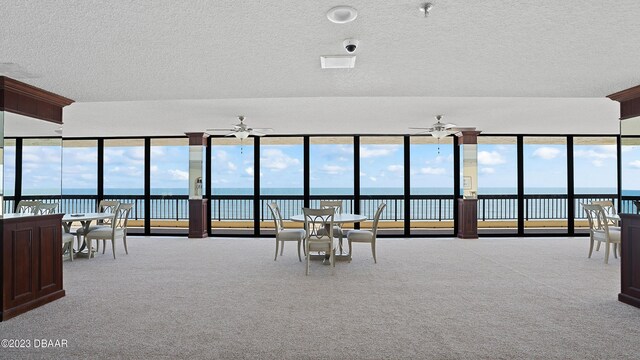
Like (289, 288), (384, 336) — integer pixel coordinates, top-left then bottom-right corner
(319, 200), (345, 251)
(582, 204), (620, 264)
(591, 200), (618, 251)
(62, 231), (75, 262)
(346, 203), (386, 263)
(85, 203), (133, 259)
(37, 202), (58, 215)
(76, 200), (120, 250)
(302, 207), (336, 275)
(15, 200), (41, 214)
(267, 202), (305, 261)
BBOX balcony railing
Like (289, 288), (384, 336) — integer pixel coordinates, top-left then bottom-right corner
(4, 193), (633, 224)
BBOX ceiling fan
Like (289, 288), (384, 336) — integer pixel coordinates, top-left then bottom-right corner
(206, 116), (273, 139)
(409, 115), (460, 139)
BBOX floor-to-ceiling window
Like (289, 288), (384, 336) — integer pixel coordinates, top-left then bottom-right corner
(573, 137), (618, 233)
(523, 137), (568, 234)
(211, 137), (254, 235)
(360, 136), (404, 235)
(477, 136), (518, 235)
(22, 138), (62, 200)
(104, 139), (145, 234)
(150, 138), (189, 234)
(2, 138), (16, 213)
(409, 136), (454, 235)
(259, 137), (304, 234)
(62, 139), (97, 214)
(309, 137), (355, 232)
(621, 137), (640, 214)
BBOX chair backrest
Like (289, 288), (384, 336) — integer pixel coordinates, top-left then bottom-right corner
(267, 202), (284, 233)
(115, 203), (134, 231)
(302, 207), (335, 242)
(16, 200), (41, 214)
(97, 200), (120, 225)
(582, 204), (611, 234)
(319, 200), (343, 215)
(371, 203), (387, 238)
(591, 200), (617, 217)
(37, 203), (58, 215)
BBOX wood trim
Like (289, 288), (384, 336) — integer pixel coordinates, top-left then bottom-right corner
(607, 84), (640, 102)
(185, 132), (209, 146)
(455, 130), (482, 144)
(0, 76), (74, 124)
(607, 84), (640, 120)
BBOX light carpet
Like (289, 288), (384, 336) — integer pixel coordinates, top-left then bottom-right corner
(1, 236), (638, 359)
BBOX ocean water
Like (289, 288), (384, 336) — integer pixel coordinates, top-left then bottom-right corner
(55, 187), (623, 196)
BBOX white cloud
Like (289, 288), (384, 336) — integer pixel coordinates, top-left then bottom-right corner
(227, 161), (237, 171)
(387, 164), (403, 172)
(245, 167), (254, 176)
(150, 165), (159, 173)
(321, 164), (347, 175)
(360, 171), (367, 176)
(360, 146), (398, 158)
(419, 167), (446, 175)
(478, 151), (506, 165)
(532, 147), (561, 160)
(629, 160), (640, 169)
(480, 167), (495, 174)
(261, 149), (300, 171)
(168, 169), (189, 180)
(369, 177), (377, 182)
(214, 150), (228, 161)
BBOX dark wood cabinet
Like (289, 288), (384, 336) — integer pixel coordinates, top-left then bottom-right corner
(457, 198), (478, 239)
(619, 214), (640, 309)
(189, 199), (208, 238)
(1, 214), (65, 321)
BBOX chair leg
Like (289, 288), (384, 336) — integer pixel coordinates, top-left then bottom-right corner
(86, 239), (92, 259)
(596, 242), (601, 251)
(588, 238), (594, 258)
(112, 239), (116, 259)
(297, 241), (302, 262)
(280, 241), (284, 256)
(348, 241), (353, 261)
(68, 243), (73, 262)
(605, 242), (611, 264)
(102, 239), (106, 254)
(305, 243), (310, 276)
(274, 239), (279, 261)
(123, 235), (128, 255)
(371, 241), (377, 264)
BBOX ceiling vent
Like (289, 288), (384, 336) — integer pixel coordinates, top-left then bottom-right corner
(320, 56), (356, 69)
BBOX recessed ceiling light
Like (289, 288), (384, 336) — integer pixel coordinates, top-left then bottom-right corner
(326, 6), (358, 24)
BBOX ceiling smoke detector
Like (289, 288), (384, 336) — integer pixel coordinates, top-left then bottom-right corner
(326, 6), (358, 24)
(419, 2), (433, 17)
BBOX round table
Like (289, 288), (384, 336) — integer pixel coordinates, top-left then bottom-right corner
(290, 213), (367, 258)
(290, 213), (367, 224)
(62, 213), (116, 257)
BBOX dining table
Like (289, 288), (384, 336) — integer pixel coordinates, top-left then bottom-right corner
(290, 213), (367, 260)
(62, 212), (115, 257)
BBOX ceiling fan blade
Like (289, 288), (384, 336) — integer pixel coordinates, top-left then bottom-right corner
(206, 128), (234, 132)
(250, 130), (267, 136)
(224, 132), (236, 137)
(409, 127), (433, 130)
(250, 127), (274, 132)
(410, 130), (432, 135)
(443, 123), (457, 129)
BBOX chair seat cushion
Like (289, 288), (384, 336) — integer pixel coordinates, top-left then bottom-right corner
(86, 227), (123, 239)
(62, 232), (75, 244)
(76, 225), (107, 235)
(278, 229), (306, 241)
(347, 230), (374, 242)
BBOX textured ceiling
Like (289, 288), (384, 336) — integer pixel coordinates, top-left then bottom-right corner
(1, 1), (637, 135)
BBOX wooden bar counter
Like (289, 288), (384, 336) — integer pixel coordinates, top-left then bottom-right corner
(619, 214), (640, 309)
(1, 213), (65, 321)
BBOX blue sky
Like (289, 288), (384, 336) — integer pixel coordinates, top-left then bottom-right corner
(1, 139), (631, 195)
